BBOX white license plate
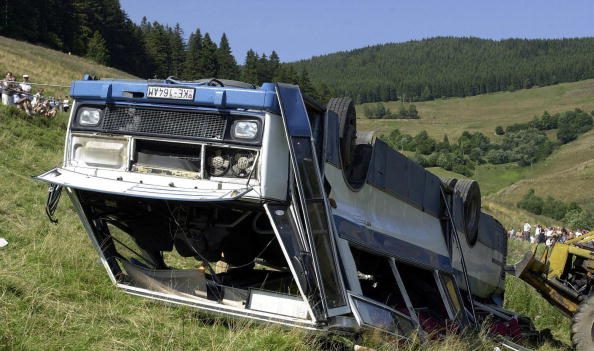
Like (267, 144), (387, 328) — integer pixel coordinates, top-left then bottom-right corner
(147, 86), (195, 100)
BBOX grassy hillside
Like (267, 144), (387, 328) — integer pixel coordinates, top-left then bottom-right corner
(358, 78), (594, 139)
(357, 79), (594, 214)
(0, 38), (574, 350)
(0, 106), (566, 351)
(0, 35), (134, 97)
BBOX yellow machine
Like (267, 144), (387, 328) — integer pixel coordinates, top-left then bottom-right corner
(515, 231), (594, 351)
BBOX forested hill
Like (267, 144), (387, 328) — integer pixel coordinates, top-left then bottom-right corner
(290, 37), (594, 103)
(0, 1), (284, 84)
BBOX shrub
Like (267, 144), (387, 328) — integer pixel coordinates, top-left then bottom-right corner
(557, 109), (593, 144)
(564, 209), (594, 231)
(485, 149), (509, 164)
(495, 126), (505, 135)
(364, 102), (391, 119)
(517, 189), (544, 215)
(541, 196), (568, 220)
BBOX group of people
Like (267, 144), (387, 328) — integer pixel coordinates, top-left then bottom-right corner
(1, 72), (69, 118)
(509, 222), (590, 247)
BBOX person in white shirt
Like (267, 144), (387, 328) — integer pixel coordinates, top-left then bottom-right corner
(533, 225), (542, 244)
(62, 97), (70, 112)
(15, 75), (33, 115)
(523, 222), (532, 241)
(18, 75), (32, 96)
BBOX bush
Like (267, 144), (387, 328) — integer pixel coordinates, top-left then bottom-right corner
(501, 128), (555, 166)
(395, 104), (420, 119)
(557, 109), (593, 144)
(564, 209), (594, 231)
(413, 130), (435, 155)
(541, 196), (568, 220)
(517, 189), (593, 224)
(506, 122), (531, 133)
(517, 189), (544, 215)
(495, 126), (505, 135)
(364, 102), (391, 119)
(485, 149), (509, 164)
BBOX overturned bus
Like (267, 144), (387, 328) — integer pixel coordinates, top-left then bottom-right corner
(37, 76), (513, 338)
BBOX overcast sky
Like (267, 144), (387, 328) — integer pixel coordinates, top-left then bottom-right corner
(120, 0), (594, 63)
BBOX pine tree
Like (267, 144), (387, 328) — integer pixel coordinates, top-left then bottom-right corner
(269, 51), (281, 79)
(169, 23), (185, 78)
(216, 33), (239, 80)
(86, 30), (110, 65)
(298, 68), (317, 97)
(184, 29), (202, 79)
(143, 22), (171, 78)
(241, 49), (259, 84)
(317, 83), (333, 104)
(198, 33), (219, 77)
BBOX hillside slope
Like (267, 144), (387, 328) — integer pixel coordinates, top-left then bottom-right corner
(357, 78), (594, 139)
(490, 128), (594, 212)
(0, 39), (571, 350)
(0, 35), (135, 96)
(355, 79), (594, 215)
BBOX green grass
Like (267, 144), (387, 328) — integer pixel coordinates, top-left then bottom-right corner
(0, 37), (577, 350)
(0, 109), (570, 351)
(504, 240), (571, 346)
(0, 35), (134, 97)
(0, 107), (324, 351)
(357, 78), (594, 140)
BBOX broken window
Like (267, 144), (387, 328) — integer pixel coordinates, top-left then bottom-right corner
(78, 190), (311, 319)
(349, 246), (416, 334)
(394, 261), (452, 332)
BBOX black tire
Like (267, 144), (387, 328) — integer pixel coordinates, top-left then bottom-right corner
(572, 295), (594, 351)
(453, 179), (481, 246)
(327, 97), (357, 170)
(438, 176), (458, 193)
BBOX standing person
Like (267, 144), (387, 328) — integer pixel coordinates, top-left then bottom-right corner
(534, 224), (542, 244)
(560, 228), (569, 243)
(523, 222), (532, 241)
(2, 72), (16, 106)
(32, 88), (43, 108)
(538, 227), (546, 244)
(62, 96), (70, 112)
(15, 75), (33, 115)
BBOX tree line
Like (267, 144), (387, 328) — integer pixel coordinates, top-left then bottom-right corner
(518, 189), (593, 230)
(363, 102), (419, 119)
(497, 109), (593, 144)
(290, 37), (594, 103)
(383, 108), (594, 176)
(0, 0), (334, 101)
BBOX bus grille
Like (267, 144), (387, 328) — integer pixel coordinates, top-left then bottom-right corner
(101, 106), (227, 140)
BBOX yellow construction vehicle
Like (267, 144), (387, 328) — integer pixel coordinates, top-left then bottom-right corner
(515, 231), (594, 351)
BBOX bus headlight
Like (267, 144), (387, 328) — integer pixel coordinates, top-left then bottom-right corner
(70, 136), (128, 170)
(232, 120), (258, 140)
(78, 107), (103, 126)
